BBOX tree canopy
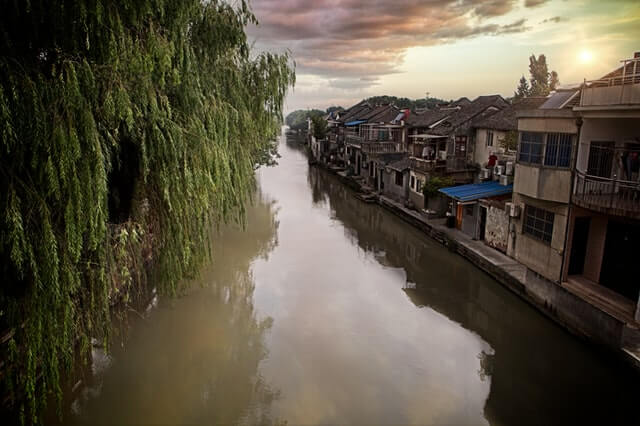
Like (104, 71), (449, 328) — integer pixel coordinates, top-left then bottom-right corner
(0, 1), (294, 422)
(365, 95), (446, 110)
(285, 109), (325, 131)
(513, 54), (559, 99)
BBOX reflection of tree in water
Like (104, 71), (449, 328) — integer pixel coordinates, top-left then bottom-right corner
(306, 166), (640, 426)
(61, 190), (284, 425)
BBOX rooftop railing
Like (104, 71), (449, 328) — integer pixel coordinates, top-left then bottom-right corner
(580, 57), (640, 107)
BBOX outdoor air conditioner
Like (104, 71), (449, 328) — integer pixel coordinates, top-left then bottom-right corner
(480, 168), (491, 180)
(506, 202), (520, 218)
(505, 161), (514, 176)
(500, 174), (513, 186)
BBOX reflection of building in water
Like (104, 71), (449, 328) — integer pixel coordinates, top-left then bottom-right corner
(307, 165), (639, 426)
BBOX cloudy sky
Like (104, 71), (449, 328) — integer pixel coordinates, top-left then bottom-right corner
(247, 0), (640, 113)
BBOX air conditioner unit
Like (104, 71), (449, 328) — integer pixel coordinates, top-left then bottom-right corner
(494, 165), (504, 176)
(499, 174), (512, 186)
(507, 202), (520, 218)
(480, 168), (491, 180)
(505, 161), (514, 176)
(439, 150), (447, 160)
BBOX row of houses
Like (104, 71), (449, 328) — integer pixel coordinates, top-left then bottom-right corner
(309, 52), (640, 351)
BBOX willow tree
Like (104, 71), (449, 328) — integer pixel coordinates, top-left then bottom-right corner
(0, 0), (294, 422)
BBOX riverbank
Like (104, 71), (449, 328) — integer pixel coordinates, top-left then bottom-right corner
(314, 162), (640, 372)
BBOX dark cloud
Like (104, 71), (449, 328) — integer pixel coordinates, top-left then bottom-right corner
(541, 16), (566, 24)
(249, 0), (532, 88)
(525, 0), (549, 7)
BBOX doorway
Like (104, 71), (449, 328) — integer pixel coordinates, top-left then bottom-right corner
(599, 220), (640, 301)
(568, 216), (590, 276)
(479, 206), (487, 241)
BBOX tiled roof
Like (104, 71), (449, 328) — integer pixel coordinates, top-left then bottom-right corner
(387, 157), (410, 171)
(428, 95), (508, 135)
(360, 104), (399, 123)
(473, 97), (547, 131)
(406, 109), (452, 128)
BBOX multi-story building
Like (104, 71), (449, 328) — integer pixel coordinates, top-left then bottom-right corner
(406, 95), (508, 209)
(564, 53), (640, 322)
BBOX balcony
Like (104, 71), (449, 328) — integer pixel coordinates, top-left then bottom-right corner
(361, 142), (406, 154)
(409, 157), (446, 174)
(574, 171), (640, 218)
(579, 57), (640, 108)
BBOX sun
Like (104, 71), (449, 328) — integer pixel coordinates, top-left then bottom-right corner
(579, 50), (593, 63)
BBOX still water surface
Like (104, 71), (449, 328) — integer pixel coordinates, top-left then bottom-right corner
(66, 135), (638, 425)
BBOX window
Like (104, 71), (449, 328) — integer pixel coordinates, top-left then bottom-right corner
(487, 131), (494, 147)
(410, 175), (415, 189)
(587, 141), (614, 178)
(416, 179), (423, 193)
(395, 171), (403, 186)
(519, 132), (544, 164)
(523, 205), (554, 244)
(544, 133), (572, 167)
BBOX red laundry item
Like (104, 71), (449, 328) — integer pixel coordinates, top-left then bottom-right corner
(488, 154), (498, 167)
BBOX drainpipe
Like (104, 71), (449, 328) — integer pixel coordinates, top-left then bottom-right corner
(559, 115), (583, 283)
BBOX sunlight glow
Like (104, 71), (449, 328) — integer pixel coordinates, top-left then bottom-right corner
(579, 49), (594, 63)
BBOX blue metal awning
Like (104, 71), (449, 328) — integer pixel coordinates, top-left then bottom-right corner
(439, 181), (513, 202)
(345, 120), (366, 126)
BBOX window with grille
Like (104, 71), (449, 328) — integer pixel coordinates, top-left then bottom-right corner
(544, 133), (572, 167)
(587, 141), (614, 178)
(523, 205), (554, 244)
(519, 132), (544, 164)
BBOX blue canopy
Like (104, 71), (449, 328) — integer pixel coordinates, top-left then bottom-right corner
(345, 120), (366, 126)
(439, 181), (512, 202)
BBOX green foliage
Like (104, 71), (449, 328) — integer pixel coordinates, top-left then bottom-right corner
(311, 115), (328, 140)
(422, 176), (454, 199)
(365, 95), (446, 110)
(514, 55), (559, 98)
(285, 109), (324, 131)
(499, 130), (519, 152)
(513, 75), (530, 100)
(0, 0), (294, 422)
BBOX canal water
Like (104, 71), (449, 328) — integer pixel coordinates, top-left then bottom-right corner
(63, 134), (638, 425)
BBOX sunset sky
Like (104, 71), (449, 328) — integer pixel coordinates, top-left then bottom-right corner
(247, 0), (640, 113)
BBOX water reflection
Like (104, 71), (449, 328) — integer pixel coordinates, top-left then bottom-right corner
(57, 136), (639, 426)
(65, 190), (282, 425)
(305, 165), (639, 425)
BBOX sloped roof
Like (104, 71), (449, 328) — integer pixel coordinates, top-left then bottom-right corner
(407, 108), (452, 128)
(387, 157), (410, 172)
(339, 101), (372, 123)
(473, 97), (547, 131)
(428, 95), (508, 135)
(360, 104), (399, 123)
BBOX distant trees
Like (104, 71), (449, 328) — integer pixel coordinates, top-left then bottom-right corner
(311, 114), (329, 140)
(514, 54), (559, 99)
(365, 95), (446, 110)
(285, 109), (325, 131)
(514, 76), (531, 100)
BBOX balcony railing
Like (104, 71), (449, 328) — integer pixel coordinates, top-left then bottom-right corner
(361, 142), (405, 154)
(574, 171), (640, 217)
(345, 134), (363, 146)
(580, 57), (640, 107)
(410, 157), (446, 173)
